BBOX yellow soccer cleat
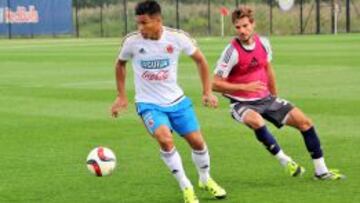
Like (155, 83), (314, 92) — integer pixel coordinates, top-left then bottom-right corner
(199, 178), (226, 199)
(285, 161), (305, 177)
(314, 169), (346, 180)
(183, 187), (199, 203)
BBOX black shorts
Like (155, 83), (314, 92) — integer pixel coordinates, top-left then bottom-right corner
(230, 95), (294, 128)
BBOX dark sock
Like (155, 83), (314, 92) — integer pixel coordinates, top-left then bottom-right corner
(301, 126), (323, 159)
(254, 126), (281, 155)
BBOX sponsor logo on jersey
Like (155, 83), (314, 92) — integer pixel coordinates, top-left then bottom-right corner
(139, 48), (146, 54)
(140, 59), (170, 69)
(249, 57), (259, 67)
(166, 44), (174, 54)
(142, 70), (169, 81)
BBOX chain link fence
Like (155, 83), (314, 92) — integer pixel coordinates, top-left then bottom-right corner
(2, 0), (358, 38)
(73, 0), (359, 38)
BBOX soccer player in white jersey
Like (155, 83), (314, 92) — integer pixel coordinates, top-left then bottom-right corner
(111, 1), (226, 202)
(212, 6), (345, 180)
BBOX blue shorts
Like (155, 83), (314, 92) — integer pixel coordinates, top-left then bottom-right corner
(136, 97), (200, 136)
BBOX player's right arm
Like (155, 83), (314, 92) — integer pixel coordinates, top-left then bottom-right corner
(111, 59), (128, 118)
(212, 76), (266, 94)
(212, 44), (266, 93)
(111, 35), (134, 117)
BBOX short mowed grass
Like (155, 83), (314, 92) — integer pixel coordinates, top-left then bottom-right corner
(0, 34), (359, 203)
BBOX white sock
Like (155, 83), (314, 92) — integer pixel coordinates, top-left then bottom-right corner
(313, 157), (329, 175)
(191, 146), (210, 184)
(275, 150), (292, 166)
(160, 148), (192, 190)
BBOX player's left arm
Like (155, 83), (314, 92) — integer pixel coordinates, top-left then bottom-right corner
(190, 49), (218, 108)
(266, 62), (277, 96)
(179, 31), (218, 108)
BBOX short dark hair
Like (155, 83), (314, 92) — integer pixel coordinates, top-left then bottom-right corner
(232, 6), (254, 24)
(135, 0), (161, 16)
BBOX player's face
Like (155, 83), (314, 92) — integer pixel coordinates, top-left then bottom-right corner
(136, 14), (162, 39)
(233, 17), (255, 43)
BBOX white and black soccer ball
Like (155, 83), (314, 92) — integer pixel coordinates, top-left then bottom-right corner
(278, 0), (295, 11)
(86, 147), (116, 176)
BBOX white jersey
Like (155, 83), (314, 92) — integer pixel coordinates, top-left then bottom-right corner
(214, 37), (272, 79)
(118, 26), (197, 106)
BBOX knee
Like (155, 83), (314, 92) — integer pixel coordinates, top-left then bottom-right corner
(191, 140), (205, 151)
(158, 138), (174, 152)
(243, 111), (265, 129)
(298, 117), (313, 131)
(154, 128), (174, 152)
(184, 132), (205, 151)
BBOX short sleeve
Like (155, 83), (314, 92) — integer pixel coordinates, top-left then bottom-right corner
(118, 38), (133, 61)
(178, 31), (197, 56)
(260, 37), (272, 62)
(213, 44), (238, 78)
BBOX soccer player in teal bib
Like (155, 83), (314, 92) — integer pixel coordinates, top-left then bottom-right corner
(111, 1), (226, 202)
(212, 6), (345, 180)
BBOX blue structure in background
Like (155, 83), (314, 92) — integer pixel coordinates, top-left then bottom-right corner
(0, 0), (73, 37)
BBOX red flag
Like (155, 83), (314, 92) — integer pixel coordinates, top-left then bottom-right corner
(220, 6), (229, 16)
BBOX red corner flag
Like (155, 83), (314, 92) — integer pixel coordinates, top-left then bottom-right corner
(220, 6), (229, 16)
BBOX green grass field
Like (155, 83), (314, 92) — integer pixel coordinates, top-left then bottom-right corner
(0, 34), (359, 203)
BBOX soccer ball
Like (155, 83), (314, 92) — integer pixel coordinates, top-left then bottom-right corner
(86, 146), (116, 176)
(278, 0), (295, 11)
